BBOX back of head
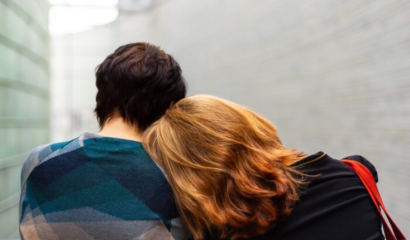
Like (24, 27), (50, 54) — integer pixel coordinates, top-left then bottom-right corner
(143, 95), (306, 240)
(95, 42), (186, 131)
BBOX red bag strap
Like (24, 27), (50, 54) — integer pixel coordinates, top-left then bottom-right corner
(342, 159), (407, 240)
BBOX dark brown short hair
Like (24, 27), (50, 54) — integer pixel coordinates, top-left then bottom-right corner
(94, 42), (186, 131)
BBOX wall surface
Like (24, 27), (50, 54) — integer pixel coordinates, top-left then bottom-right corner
(51, 0), (410, 236)
(50, 25), (117, 142)
(0, 0), (49, 238)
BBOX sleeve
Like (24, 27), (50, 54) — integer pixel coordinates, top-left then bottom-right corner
(342, 155), (379, 183)
(19, 145), (52, 222)
(20, 144), (52, 188)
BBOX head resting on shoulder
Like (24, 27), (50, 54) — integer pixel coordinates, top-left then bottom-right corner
(143, 94), (307, 240)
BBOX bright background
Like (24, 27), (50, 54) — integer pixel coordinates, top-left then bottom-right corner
(1, 0), (409, 238)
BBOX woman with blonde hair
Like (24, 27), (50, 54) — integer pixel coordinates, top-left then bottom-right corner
(143, 95), (384, 240)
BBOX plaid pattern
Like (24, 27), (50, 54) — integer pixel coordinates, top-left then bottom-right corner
(19, 132), (190, 240)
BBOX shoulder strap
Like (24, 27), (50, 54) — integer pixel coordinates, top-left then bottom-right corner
(342, 159), (406, 240)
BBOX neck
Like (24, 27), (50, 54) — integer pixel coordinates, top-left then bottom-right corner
(98, 116), (143, 142)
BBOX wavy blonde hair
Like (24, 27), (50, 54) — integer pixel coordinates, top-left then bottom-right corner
(143, 95), (307, 240)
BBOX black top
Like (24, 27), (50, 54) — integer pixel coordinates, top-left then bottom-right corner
(247, 152), (384, 240)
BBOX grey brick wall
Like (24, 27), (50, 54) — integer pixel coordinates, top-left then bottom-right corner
(118, 0), (410, 234)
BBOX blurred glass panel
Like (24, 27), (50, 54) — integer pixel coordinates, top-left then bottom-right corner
(3, 3), (26, 46)
(0, 128), (6, 159)
(0, 44), (18, 80)
(0, 87), (5, 117)
(0, 2), (6, 32)
(0, 0), (49, 237)
(5, 88), (24, 119)
(0, 202), (20, 238)
(20, 55), (48, 88)
(6, 128), (21, 158)
(0, 165), (21, 200)
(13, 0), (48, 27)
(26, 26), (48, 60)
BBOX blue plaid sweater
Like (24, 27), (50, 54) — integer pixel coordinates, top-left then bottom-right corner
(19, 132), (190, 240)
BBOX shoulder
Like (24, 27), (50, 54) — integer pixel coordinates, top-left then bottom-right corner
(21, 143), (52, 185)
(342, 155), (379, 183)
(21, 137), (81, 185)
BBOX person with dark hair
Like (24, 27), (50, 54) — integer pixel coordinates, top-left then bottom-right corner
(19, 43), (189, 240)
